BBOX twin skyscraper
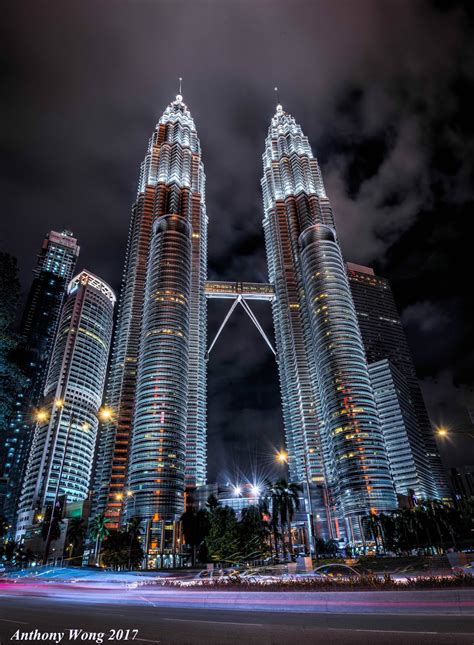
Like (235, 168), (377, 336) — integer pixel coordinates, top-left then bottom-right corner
(89, 91), (446, 555)
(13, 90), (448, 561)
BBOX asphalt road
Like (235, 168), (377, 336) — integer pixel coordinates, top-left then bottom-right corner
(1, 593), (473, 645)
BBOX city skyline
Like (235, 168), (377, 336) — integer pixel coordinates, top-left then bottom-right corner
(3, 93), (472, 488)
(2, 1), (473, 484)
(0, 3), (473, 641)
(3, 91), (452, 555)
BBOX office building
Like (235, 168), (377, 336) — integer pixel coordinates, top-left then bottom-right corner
(347, 262), (450, 499)
(16, 270), (114, 538)
(0, 230), (79, 531)
(91, 92), (207, 565)
(261, 104), (397, 540)
(369, 359), (431, 499)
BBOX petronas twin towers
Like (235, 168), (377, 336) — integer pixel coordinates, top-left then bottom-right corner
(93, 91), (399, 555)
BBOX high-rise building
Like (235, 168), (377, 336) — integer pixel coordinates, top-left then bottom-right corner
(261, 104), (397, 540)
(91, 93), (207, 554)
(369, 359), (431, 499)
(347, 262), (450, 499)
(0, 230), (79, 531)
(449, 465), (474, 502)
(16, 270), (114, 538)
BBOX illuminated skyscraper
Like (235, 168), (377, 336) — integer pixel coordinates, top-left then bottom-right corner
(369, 359), (431, 499)
(261, 104), (397, 539)
(91, 93), (207, 549)
(347, 263), (450, 499)
(16, 271), (115, 538)
(0, 230), (79, 532)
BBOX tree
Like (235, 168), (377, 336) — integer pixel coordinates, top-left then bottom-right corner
(126, 517), (143, 569)
(41, 516), (62, 543)
(181, 508), (210, 566)
(238, 505), (270, 560)
(362, 512), (383, 553)
(66, 518), (86, 562)
(263, 479), (283, 560)
(0, 540), (37, 567)
(101, 530), (143, 570)
(275, 478), (302, 559)
(206, 494), (219, 511)
(205, 506), (239, 562)
(378, 513), (398, 553)
(127, 516), (142, 539)
(89, 513), (110, 564)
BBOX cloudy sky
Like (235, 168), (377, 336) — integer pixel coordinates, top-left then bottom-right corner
(2, 0), (473, 482)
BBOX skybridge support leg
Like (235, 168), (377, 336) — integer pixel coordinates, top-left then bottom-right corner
(206, 297), (241, 360)
(239, 298), (276, 356)
(206, 295), (276, 359)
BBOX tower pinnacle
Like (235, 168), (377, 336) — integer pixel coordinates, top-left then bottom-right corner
(175, 76), (183, 103)
(274, 86), (283, 114)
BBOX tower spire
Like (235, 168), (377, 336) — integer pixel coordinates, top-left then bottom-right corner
(179, 76), (182, 95)
(274, 86), (283, 114)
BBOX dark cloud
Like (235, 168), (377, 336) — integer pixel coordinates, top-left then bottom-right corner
(1, 0), (473, 477)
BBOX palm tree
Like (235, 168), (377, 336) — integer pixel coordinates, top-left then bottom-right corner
(66, 518), (86, 562)
(363, 512), (383, 553)
(126, 516), (143, 570)
(263, 479), (282, 560)
(275, 478), (302, 559)
(127, 516), (142, 538)
(180, 508), (210, 566)
(89, 513), (110, 565)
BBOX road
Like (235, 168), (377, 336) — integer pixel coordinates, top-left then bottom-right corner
(0, 585), (473, 644)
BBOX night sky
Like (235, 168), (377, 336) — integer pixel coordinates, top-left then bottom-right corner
(2, 1), (474, 484)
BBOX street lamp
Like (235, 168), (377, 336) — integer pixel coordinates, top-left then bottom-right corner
(42, 413), (89, 564)
(35, 409), (49, 424)
(275, 448), (315, 557)
(98, 406), (113, 423)
(250, 484), (261, 499)
(436, 425), (474, 439)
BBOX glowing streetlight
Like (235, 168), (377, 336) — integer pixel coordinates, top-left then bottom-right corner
(98, 406), (113, 422)
(233, 485), (242, 496)
(126, 490), (134, 498)
(276, 450), (288, 464)
(35, 409), (49, 423)
(250, 484), (261, 497)
(435, 425), (474, 440)
(55, 398), (64, 408)
(115, 493), (124, 501)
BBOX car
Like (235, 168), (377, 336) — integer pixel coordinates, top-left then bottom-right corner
(312, 564), (361, 578)
(453, 562), (474, 574)
(183, 568), (240, 585)
(240, 566), (285, 583)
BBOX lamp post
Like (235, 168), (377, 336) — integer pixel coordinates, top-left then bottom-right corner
(276, 450), (315, 558)
(436, 425), (474, 440)
(42, 411), (90, 564)
(43, 409), (74, 564)
(125, 490), (137, 570)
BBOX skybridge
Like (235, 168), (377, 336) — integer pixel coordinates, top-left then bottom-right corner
(204, 281), (275, 301)
(204, 281), (276, 359)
